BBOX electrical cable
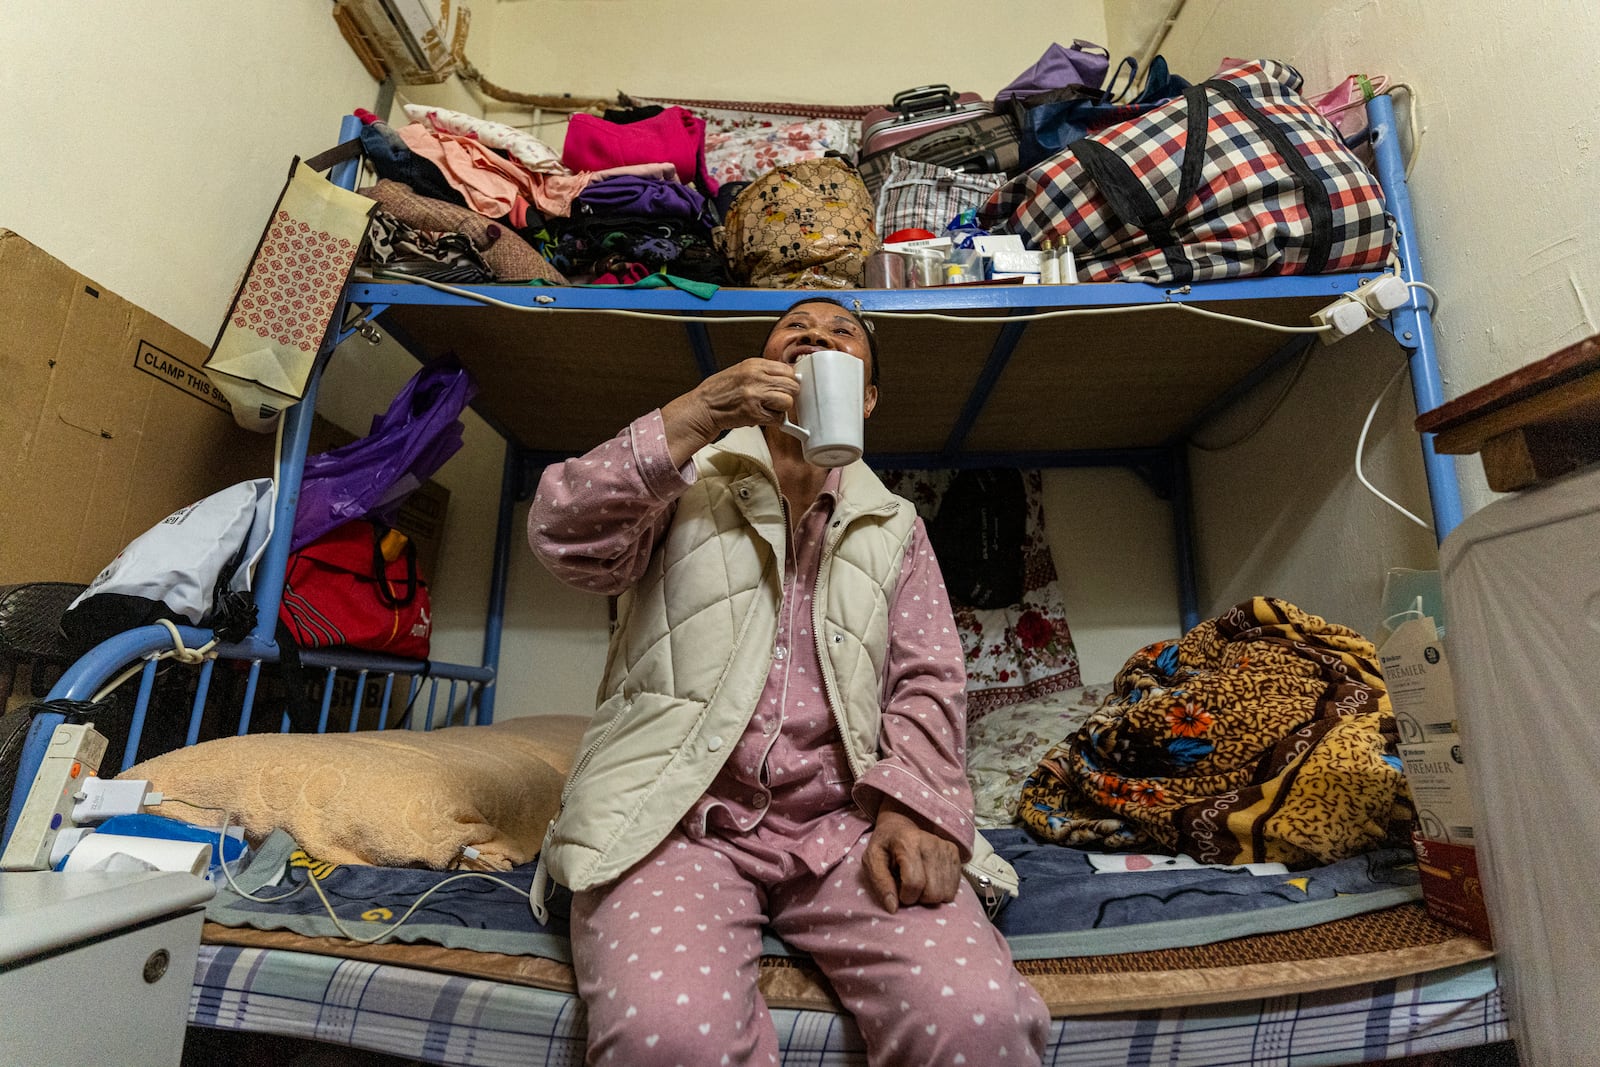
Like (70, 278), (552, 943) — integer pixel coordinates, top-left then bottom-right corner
(158, 799), (303, 905)
(1355, 361), (1433, 531)
(1404, 280), (1441, 315)
(371, 270), (1336, 336)
(1381, 82), (1422, 179)
(161, 797), (537, 942)
(89, 620), (219, 704)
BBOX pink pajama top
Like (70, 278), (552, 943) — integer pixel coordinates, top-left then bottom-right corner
(529, 412), (975, 879)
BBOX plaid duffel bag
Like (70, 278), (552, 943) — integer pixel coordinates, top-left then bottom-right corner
(978, 59), (1393, 284)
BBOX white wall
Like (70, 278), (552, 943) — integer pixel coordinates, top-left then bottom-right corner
(488, 0), (1108, 106)
(1119, 0), (1600, 636)
(0, 1), (513, 686)
(13, 0), (1581, 708)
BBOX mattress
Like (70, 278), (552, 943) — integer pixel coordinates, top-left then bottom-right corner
(190, 943), (1506, 1066)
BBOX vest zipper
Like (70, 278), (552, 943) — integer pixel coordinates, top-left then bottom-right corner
(559, 696), (628, 805)
(812, 500), (900, 783)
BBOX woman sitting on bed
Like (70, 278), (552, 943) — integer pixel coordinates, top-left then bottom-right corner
(528, 296), (1050, 1066)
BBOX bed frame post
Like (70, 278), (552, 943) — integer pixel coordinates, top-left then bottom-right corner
(475, 442), (520, 724)
(1366, 94), (1465, 539)
(1169, 445), (1200, 633)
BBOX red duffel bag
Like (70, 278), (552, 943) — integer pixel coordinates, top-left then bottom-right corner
(279, 520), (431, 660)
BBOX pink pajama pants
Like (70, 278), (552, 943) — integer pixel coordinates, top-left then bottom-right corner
(571, 827), (1050, 1066)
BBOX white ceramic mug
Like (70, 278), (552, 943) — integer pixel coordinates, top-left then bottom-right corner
(779, 350), (865, 467)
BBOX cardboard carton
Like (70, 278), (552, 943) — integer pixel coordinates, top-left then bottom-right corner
(1377, 616), (1493, 942)
(1410, 833), (1494, 943)
(1379, 616), (1458, 744)
(1397, 737), (1480, 846)
(0, 231), (274, 585)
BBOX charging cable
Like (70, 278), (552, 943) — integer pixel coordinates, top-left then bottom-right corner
(90, 619), (220, 704)
(1356, 361), (1433, 531)
(159, 798), (539, 944)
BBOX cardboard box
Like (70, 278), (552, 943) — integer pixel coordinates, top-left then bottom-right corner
(1397, 738), (1480, 846)
(1377, 616), (1493, 942)
(1410, 833), (1494, 943)
(1379, 616), (1458, 744)
(0, 231), (275, 585)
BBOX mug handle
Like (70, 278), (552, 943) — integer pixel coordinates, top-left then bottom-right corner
(779, 366), (809, 442)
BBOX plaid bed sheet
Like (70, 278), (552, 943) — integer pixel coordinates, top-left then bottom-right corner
(191, 945), (1506, 1066)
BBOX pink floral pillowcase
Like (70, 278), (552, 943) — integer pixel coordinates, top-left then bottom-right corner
(702, 115), (858, 188)
(623, 102), (859, 189)
(879, 470), (1082, 723)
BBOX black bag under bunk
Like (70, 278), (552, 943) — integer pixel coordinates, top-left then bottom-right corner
(927, 469), (1028, 610)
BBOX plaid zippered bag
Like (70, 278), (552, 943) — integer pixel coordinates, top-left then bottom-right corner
(979, 60), (1393, 284)
(875, 156), (1007, 237)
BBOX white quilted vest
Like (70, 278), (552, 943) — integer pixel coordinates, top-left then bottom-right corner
(532, 429), (1020, 920)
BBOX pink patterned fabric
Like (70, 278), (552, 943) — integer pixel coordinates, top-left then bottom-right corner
(621, 99), (861, 188)
(231, 211), (357, 352)
(703, 116), (860, 187)
(879, 469), (1082, 722)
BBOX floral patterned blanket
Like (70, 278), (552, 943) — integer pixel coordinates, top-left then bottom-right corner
(1019, 597), (1414, 866)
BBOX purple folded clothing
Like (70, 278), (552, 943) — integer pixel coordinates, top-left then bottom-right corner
(572, 176), (714, 226)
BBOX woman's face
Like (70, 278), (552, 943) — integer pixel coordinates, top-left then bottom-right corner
(761, 302), (878, 418)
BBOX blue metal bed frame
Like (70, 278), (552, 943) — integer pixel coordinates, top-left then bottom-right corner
(2, 96), (1460, 853)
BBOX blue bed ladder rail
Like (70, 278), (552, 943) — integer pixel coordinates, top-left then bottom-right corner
(2, 113), (509, 853)
(1365, 93), (1464, 539)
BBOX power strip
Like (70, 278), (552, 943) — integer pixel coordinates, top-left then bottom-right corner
(0, 723), (108, 871)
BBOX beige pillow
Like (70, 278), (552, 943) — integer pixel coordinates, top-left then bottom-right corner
(122, 715), (590, 871)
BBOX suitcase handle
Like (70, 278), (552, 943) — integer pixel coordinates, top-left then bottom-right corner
(900, 131), (1002, 175)
(891, 84), (961, 118)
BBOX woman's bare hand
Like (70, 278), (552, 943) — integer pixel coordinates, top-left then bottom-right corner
(863, 798), (963, 914)
(661, 358), (799, 465)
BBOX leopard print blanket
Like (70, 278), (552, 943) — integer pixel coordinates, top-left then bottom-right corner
(1018, 597), (1414, 866)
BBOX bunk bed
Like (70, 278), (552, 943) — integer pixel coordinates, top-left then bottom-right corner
(2, 95), (1506, 1065)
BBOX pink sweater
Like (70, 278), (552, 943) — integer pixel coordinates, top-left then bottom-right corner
(529, 412), (975, 875)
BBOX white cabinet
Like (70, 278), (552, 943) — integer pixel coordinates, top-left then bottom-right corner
(1440, 462), (1600, 1067)
(0, 871), (214, 1066)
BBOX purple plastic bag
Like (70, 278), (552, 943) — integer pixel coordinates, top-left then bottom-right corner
(291, 355), (477, 552)
(996, 40), (1112, 103)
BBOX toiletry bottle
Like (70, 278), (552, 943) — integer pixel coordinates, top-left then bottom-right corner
(1055, 237), (1078, 284)
(1039, 238), (1060, 284)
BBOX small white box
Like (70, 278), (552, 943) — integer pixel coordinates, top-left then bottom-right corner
(882, 236), (951, 255)
(972, 235), (1026, 257)
(989, 249), (1042, 284)
(1398, 738), (1479, 846)
(1378, 616), (1457, 744)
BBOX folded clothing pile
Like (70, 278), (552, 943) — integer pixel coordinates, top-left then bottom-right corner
(355, 109), (568, 284)
(530, 105), (727, 283)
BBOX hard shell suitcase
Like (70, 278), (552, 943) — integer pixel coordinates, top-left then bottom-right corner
(859, 110), (1022, 200)
(859, 85), (988, 157)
